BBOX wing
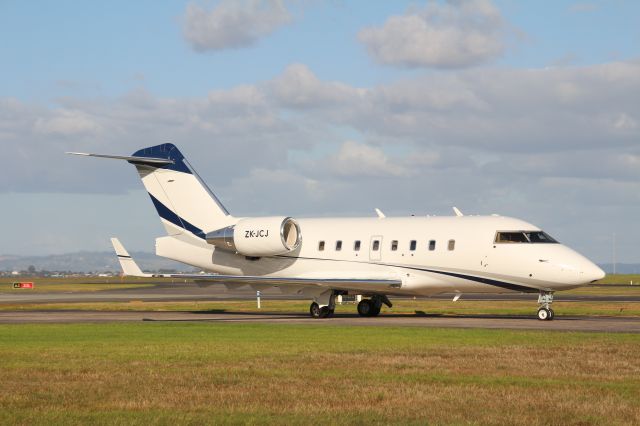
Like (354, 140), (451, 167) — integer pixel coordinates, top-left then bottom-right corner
(110, 238), (402, 293)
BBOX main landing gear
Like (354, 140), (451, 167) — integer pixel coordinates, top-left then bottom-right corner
(357, 295), (392, 317)
(309, 293), (393, 318)
(537, 290), (555, 321)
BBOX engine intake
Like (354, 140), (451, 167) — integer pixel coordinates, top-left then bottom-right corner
(206, 216), (301, 257)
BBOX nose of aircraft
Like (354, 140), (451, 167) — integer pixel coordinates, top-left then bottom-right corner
(581, 262), (606, 283)
(546, 246), (606, 287)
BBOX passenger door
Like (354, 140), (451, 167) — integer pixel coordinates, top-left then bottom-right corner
(369, 235), (382, 261)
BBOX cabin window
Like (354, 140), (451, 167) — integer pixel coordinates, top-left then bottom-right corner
(354, 240), (361, 251)
(429, 240), (436, 251)
(372, 240), (380, 251)
(410, 240), (417, 251)
(391, 240), (398, 251)
(336, 240), (342, 251)
(318, 241), (325, 251)
(495, 231), (558, 244)
(448, 240), (455, 251)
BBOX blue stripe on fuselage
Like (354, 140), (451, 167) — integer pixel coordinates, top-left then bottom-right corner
(273, 254), (537, 293)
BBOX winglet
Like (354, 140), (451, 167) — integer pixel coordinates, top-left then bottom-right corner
(110, 238), (151, 277)
(375, 208), (386, 218)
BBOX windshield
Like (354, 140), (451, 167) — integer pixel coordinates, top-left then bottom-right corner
(495, 231), (558, 244)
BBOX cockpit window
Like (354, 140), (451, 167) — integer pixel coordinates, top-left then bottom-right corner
(525, 231), (558, 243)
(495, 231), (558, 244)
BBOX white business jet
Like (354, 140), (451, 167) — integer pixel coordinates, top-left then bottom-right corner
(69, 143), (605, 320)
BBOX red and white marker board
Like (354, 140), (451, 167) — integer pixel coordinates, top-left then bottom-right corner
(13, 282), (34, 289)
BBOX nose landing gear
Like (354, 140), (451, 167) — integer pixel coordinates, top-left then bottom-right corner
(537, 291), (555, 321)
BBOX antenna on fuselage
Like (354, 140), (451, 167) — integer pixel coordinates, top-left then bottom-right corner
(374, 208), (386, 218)
(453, 207), (464, 217)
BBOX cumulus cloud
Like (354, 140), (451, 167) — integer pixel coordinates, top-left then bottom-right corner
(328, 141), (408, 178)
(269, 64), (364, 108)
(34, 109), (102, 136)
(5, 60), (639, 195)
(183, 0), (292, 52)
(358, 0), (507, 68)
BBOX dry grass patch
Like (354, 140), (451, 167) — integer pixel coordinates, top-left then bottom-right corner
(0, 323), (639, 425)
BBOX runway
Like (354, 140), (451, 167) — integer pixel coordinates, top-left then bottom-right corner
(1, 310), (639, 332)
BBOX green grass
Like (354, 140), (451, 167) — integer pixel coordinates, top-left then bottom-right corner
(0, 276), (159, 293)
(0, 323), (638, 425)
(595, 274), (640, 285)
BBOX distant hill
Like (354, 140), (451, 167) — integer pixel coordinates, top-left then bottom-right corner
(0, 251), (195, 274)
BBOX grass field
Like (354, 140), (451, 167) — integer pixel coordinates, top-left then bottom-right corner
(595, 274), (640, 285)
(1, 323), (639, 425)
(1, 276), (639, 424)
(0, 276), (159, 293)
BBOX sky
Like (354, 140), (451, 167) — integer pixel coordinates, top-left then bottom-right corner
(0, 0), (639, 264)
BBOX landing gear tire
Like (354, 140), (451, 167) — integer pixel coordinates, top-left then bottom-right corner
(537, 307), (552, 321)
(357, 299), (372, 317)
(310, 302), (321, 318)
(537, 291), (555, 321)
(310, 302), (332, 319)
(357, 299), (381, 317)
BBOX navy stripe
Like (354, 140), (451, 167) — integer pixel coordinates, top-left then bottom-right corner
(148, 193), (205, 239)
(274, 254), (536, 293)
(402, 266), (536, 293)
(117, 255), (131, 259)
(131, 143), (192, 174)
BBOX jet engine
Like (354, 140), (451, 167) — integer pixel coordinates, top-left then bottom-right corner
(206, 216), (301, 257)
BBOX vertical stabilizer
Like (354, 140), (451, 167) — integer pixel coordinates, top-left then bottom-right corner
(129, 144), (235, 240)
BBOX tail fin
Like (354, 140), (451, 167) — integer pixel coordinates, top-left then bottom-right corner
(110, 237), (150, 277)
(130, 144), (234, 240)
(70, 143), (235, 240)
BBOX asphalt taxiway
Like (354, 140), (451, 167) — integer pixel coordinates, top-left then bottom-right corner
(1, 310), (639, 332)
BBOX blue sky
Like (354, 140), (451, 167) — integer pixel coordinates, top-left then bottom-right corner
(1, 0), (639, 264)
(3, 1), (638, 99)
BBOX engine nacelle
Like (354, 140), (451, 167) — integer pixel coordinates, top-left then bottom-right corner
(206, 216), (301, 257)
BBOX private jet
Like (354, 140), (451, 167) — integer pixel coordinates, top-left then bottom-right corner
(69, 143), (605, 320)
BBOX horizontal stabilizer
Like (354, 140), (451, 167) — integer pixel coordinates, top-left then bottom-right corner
(67, 152), (174, 165)
(110, 238), (152, 277)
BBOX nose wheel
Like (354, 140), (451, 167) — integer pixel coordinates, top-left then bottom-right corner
(537, 291), (555, 321)
(537, 307), (554, 321)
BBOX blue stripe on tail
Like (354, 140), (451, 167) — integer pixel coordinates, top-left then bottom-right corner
(148, 193), (206, 239)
